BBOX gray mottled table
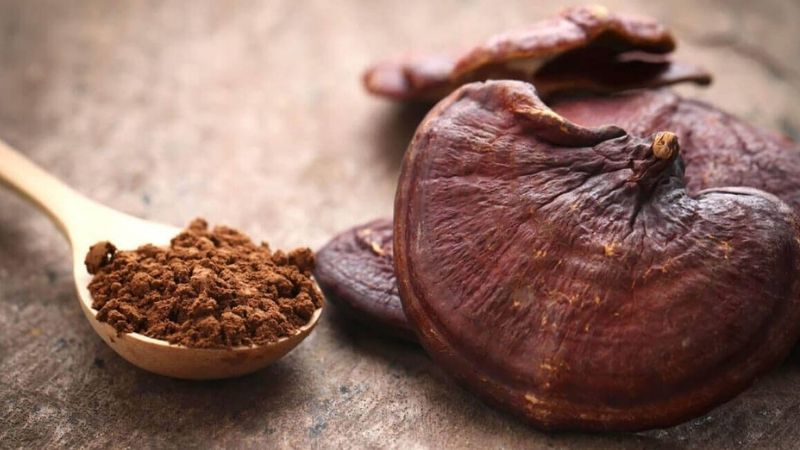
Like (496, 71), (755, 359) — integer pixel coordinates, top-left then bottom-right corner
(1, 1), (799, 448)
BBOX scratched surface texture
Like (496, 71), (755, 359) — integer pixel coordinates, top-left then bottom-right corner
(1, 1), (799, 449)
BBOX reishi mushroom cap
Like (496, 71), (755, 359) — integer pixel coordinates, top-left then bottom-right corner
(364, 5), (711, 102)
(393, 80), (800, 431)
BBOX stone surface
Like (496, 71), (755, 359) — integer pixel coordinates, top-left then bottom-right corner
(0, 0), (798, 448)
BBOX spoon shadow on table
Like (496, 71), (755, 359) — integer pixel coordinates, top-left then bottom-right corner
(68, 341), (315, 444)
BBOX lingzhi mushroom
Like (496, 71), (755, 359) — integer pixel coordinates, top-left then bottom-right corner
(391, 80), (800, 431)
(318, 89), (800, 346)
(364, 5), (710, 102)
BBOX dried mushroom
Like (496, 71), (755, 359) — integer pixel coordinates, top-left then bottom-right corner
(551, 89), (800, 211)
(393, 80), (800, 431)
(315, 218), (414, 341)
(324, 89), (800, 346)
(364, 6), (710, 102)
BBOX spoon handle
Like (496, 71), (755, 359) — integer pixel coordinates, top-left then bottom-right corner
(0, 138), (100, 242)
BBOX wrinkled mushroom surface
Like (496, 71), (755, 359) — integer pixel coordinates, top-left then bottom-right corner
(551, 89), (800, 211)
(364, 6), (710, 102)
(315, 218), (415, 341)
(393, 80), (800, 431)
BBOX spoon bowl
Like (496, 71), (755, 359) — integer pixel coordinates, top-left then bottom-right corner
(0, 139), (322, 379)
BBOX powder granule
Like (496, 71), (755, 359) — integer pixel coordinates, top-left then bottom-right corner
(85, 219), (323, 349)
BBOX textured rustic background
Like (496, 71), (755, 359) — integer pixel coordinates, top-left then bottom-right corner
(1, 0), (799, 448)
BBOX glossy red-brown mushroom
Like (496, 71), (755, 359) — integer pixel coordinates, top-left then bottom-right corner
(364, 6), (710, 102)
(393, 80), (800, 431)
(321, 89), (800, 346)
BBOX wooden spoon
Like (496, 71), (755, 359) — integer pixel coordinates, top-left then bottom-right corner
(0, 139), (322, 379)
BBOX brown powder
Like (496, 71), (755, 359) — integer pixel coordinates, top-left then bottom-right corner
(84, 219), (323, 349)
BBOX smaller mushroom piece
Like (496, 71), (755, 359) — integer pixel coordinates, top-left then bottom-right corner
(364, 6), (711, 102)
(394, 80), (800, 431)
(315, 218), (415, 341)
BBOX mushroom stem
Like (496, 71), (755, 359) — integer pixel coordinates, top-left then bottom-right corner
(652, 131), (679, 160)
(628, 131), (681, 188)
